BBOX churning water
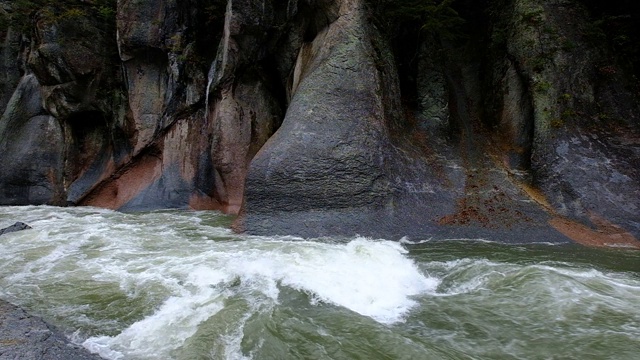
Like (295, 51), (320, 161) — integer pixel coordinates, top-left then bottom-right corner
(1, 206), (639, 360)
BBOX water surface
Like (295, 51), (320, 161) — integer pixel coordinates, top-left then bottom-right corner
(1, 206), (638, 359)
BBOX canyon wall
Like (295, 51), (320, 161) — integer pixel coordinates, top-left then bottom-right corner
(0, 0), (638, 245)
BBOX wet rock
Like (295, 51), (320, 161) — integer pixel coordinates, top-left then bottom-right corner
(0, 222), (31, 236)
(0, 299), (102, 359)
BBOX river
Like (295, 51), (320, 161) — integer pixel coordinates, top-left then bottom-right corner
(1, 206), (639, 359)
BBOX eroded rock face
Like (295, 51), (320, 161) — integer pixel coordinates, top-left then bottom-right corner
(0, 12), (23, 113)
(0, 0), (638, 246)
(0, 74), (65, 205)
(242, 0), (553, 242)
(242, 0), (397, 233)
(487, 0), (640, 241)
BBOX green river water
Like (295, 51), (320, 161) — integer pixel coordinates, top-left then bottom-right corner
(0, 206), (639, 359)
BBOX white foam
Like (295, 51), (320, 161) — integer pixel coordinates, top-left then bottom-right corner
(85, 290), (225, 359)
(75, 233), (437, 358)
(221, 238), (439, 323)
(8, 206), (640, 360)
(399, 236), (432, 244)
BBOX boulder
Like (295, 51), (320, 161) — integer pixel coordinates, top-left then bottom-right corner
(240, 0), (398, 235)
(0, 222), (31, 236)
(0, 299), (101, 359)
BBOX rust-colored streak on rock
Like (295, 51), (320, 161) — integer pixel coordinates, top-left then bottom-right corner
(520, 183), (552, 210)
(549, 215), (640, 249)
(80, 155), (163, 209)
(189, 194), (223, 211)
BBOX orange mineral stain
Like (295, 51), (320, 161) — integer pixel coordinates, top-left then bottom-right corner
(549, 214), (640, 249)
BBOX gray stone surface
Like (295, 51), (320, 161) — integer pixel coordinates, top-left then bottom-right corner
(0, 16), (22, 115)
(0, 222), (31, 237)
(0, 300), (102, 360)
(0, 0), (638, 245)
(0, 75), (65, 206)
(487, 0), (640, 238)
(245, 0), (398, 216)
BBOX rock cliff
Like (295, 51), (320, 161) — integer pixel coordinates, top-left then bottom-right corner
(0, 0), (638, 246)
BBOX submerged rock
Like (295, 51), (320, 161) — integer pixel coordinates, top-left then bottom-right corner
(0, 222), (31, 236)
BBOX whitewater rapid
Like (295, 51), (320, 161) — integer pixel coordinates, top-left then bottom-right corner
(1, 206), (639, 360)
(0, 207), (436, 359)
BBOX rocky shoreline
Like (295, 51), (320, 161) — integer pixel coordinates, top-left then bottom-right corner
(0, 299), (101, 360)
